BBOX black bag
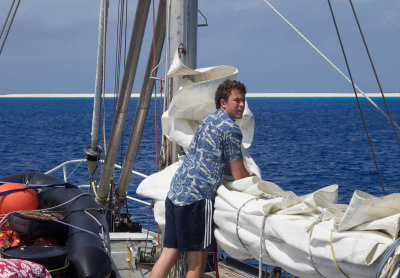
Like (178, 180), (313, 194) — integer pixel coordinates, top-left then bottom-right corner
(8, 211), (67, 237)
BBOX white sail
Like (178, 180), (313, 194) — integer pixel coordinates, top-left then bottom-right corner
(162, 49), (256, 151)
(137, 53), (400, 278)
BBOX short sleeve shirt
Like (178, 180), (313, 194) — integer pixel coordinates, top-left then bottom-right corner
(167, 109), (243, 206)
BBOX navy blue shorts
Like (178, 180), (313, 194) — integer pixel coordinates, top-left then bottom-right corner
(163, 198), (217, 252)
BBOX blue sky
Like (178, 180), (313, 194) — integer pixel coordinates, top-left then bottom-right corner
(0, 0), (399, 94)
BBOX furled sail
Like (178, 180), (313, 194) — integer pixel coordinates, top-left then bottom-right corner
(161, 49), (256, 151)
(137, 53), (400, 278)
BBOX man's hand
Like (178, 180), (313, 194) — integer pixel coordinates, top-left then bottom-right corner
(228, 160), (251, 180)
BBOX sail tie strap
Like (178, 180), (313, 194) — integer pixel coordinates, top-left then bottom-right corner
(307, 215), (327, 278)
(236, 193), (276, 263)
(330, 229), (350, 278)
(259, 214), (267, 278)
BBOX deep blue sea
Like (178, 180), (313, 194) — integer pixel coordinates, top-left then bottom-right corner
(0, 97), (399, 234)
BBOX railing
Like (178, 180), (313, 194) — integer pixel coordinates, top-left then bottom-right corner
(45, 159), (151, 206)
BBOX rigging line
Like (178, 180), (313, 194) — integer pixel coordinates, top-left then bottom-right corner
(113, 0), (121, 97)
(152, 0), (159, 171)
(114, 0), (124, 101)
(114, 0), (125, 165)
(261, 0), (400, 131)
(0, 0), (15, 41)
(0, 0), (20, 56)
(143, 200), (154, 258)
(327, 0), (386, 196)
(348, 0), (400, 147)
(124, 0), (128, 68)
(102, 0), (108, 158)
(66, 155), (87, 180)
(120, 0), (128, 168)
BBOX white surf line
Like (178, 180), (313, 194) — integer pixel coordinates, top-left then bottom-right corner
(1, 93), (400, 98)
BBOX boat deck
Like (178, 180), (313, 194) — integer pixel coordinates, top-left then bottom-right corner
(204, 260), (259, 278)
(110, 231), (263, 278)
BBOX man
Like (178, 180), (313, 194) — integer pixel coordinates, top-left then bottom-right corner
(150, 79), (252, 278)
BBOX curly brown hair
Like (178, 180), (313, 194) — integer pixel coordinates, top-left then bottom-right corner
(214, 79), (247, 109)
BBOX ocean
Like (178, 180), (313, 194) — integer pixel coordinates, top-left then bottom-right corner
(0, 97), (399, 234)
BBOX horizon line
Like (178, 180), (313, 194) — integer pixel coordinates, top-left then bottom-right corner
(1, 92), (400, 98)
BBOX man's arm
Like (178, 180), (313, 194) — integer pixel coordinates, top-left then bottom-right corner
(228, 160), (252, 180)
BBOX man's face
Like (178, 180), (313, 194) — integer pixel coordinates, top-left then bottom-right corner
(220, 89), (245, 119)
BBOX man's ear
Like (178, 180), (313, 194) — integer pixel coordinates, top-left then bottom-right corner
(220, 98), (226, 110)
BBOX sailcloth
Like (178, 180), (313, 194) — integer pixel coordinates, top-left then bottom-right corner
(137, 53), (400, 278)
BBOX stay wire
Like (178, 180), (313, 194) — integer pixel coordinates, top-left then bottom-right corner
(348, 0), (400, 148)
(261, 0), (400, 131)
(327, 0), (386, 196)
(152, 0), (159, 171)
(0, 0), (15, 41)
(0, 0), (20, 56)
(113, 0), (120, 97)
(114, 0), (127, 166)
(102, 0), (108, 158)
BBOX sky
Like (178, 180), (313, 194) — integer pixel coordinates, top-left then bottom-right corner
(0, 0), (399, 94)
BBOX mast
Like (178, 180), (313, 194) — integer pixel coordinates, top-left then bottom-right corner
(96, 0), (151, 208)
(164, 0), (198, 163)
(114, 0), (167, 215)
(84, 0), (107, 174)
(91, 0), (107, 150)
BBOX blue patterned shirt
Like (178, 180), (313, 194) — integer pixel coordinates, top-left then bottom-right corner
(167, 109), (243, 206)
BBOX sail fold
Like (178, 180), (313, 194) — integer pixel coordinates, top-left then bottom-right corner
(137, 55), (400, 278)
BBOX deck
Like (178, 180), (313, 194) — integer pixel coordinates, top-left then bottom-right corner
(204, 260), (260, 278)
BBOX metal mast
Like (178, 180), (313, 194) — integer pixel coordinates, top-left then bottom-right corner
(96, 0), (151, 208)
(114, 0), (167, 215)
(84, 0), (107, 173)
(164, 0), (198, 163)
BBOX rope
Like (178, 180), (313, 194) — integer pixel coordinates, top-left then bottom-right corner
(0, 182), (69, 197)
(51, 219), (104, 242)
(0, 0), (15, 41)
(236, 197), (257, 251)
(347, 0), (400, 148)
(84, 209), (109, 252)
(66, 155), (86, 180)
(329, 230), (349, 278)
(113, 0), (127, 165)
(152, 0), (159, 171)
(261, 0), (400, 132)
(326, 0), (386, 196)
(236, 194), (277, 263)
(143, 200), (154, 255)
(102, 0), (108, 160)
(41, 193), (91, 211)
(91, 180), (100, 200)
(48, 261), (69, 273)
(375, 237), (400, 278)
(307, 216), (327, 278)
(259, 214), (267, 278)
(0, 0), (20, 56)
